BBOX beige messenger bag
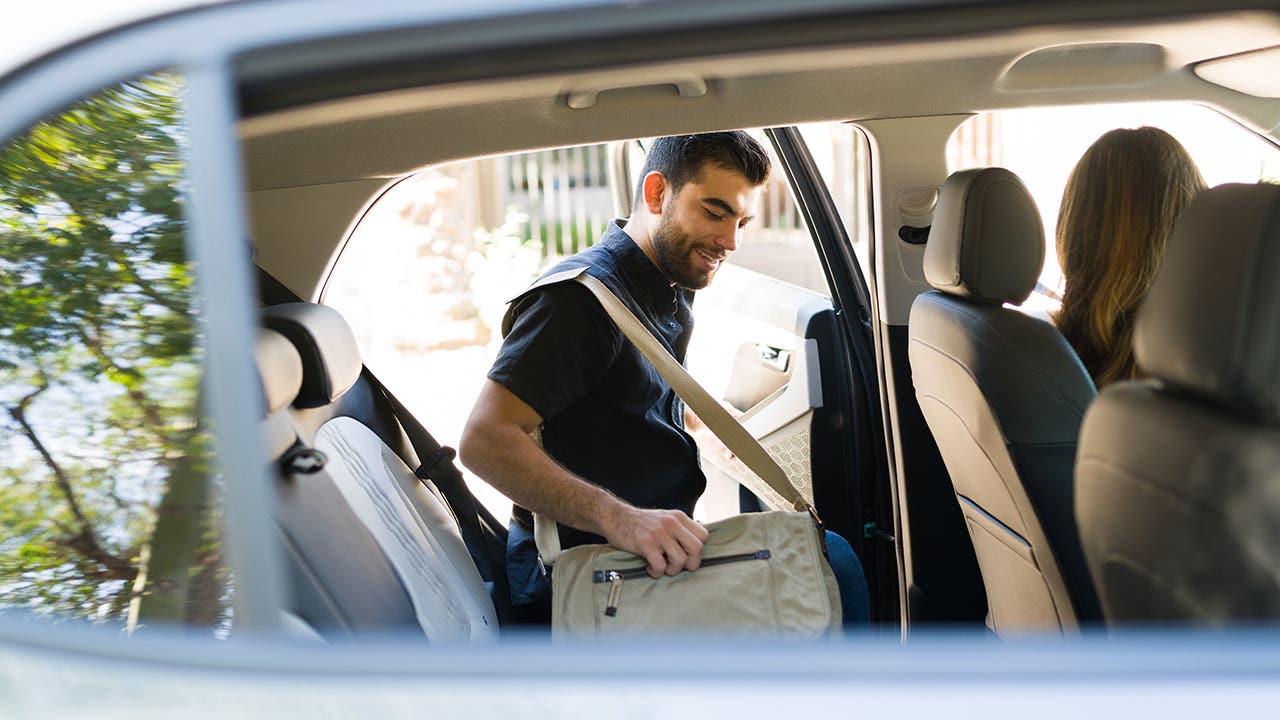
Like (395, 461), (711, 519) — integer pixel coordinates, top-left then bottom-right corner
(516, 267), (842, 637)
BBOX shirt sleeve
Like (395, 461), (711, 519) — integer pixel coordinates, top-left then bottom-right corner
(487, 282), (623, 421)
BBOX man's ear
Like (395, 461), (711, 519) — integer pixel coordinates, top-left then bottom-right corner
(641, 171), (668, 215)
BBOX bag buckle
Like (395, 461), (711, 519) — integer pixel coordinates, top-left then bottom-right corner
(806, 504), (824, 530)
(806, 504), (829, 557)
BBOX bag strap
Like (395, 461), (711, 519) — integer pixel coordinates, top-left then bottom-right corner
(531, 267), (819, 564)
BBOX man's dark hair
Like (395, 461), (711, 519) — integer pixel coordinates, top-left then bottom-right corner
(632, 131), (771, 210)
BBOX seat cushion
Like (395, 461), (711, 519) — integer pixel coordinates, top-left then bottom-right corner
(316, 417), (499, 641)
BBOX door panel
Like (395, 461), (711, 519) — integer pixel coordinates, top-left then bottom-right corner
(622, 125), (894, 623)
(723, 342), (792, 413)
(687, 264), (831, 520)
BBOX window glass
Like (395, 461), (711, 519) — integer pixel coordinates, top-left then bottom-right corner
(0, 73), (227, 633)
(624, 132), (829, 295)
(947, 103), (1280, 312)
(798, 122), (874, 274)
(326, 133), (834, 521)
(326, 148), (610, 521)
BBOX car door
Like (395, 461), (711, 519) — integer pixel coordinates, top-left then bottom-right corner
(665, 126), (897, 623)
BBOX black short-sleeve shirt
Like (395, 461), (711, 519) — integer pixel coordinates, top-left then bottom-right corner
(488, 220), (705, 550)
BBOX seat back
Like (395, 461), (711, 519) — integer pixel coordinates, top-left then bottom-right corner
(908, 167), (1100, 634)
(1077, 183), (1280, 624)
(255, 327), (421, 637)
(263, 303), (499, 642)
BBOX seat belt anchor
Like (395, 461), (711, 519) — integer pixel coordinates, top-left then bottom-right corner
(414, 446), (458, 480)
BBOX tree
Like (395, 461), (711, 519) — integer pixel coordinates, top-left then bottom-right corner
(0, 73), (227, 630)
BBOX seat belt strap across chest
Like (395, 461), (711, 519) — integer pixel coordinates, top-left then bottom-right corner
(531, 267), (819, 565)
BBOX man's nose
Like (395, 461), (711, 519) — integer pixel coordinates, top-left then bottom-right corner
(715, 223), (742, 253)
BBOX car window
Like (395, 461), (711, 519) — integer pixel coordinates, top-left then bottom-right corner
(323, 133), (838, 521)
(0, 73), (228, 634)
(948, 103), (1280, 313)
(798, 122), (874, 274)
(322, 147), (611, 521)
(623, 131), (831, 295)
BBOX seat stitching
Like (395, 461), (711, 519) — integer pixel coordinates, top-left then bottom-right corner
(915, 393), (1037, 541)
(376, 443), (494, 620)
(325, 428), (469, 637)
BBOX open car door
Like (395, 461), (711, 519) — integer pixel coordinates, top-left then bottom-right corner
(669, 127), (897, 624)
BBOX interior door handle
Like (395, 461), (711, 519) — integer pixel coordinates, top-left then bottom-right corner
(759, 345), (791, 372)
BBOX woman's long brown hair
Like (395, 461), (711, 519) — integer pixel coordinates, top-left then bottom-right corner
(1053, 127), (1206, 388)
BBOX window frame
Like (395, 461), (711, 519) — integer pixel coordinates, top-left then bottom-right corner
(3, 3), (1280, 712)
(0, 21), (283, 631)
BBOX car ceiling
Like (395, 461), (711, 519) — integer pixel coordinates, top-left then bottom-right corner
(239, 9), (1280, 192)
(236, 4), (1280, 298)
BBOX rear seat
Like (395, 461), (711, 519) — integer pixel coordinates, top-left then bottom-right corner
(256, 327), (421, 637)
(261, 303), (499, 642)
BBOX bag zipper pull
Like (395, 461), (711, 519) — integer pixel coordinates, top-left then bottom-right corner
(605, 571), (623, 617)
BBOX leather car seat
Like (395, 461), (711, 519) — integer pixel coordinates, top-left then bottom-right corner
(264, 303), (499, 641)
(908, 167), (1101, 635)
(255, 326), (422, 638)
(1076, 183), (1280, 625)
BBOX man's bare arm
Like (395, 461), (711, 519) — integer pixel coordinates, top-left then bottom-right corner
(460, 379), (708, 577)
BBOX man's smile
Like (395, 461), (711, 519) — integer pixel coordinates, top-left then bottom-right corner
(694, 247), (725, 270)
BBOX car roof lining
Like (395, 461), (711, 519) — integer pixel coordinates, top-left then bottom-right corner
(239, 10), (1280, 192)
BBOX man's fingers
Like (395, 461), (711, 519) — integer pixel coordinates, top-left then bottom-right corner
(670, 514), (708, 568)
(668, 524), (705, 571)
(681, 515), (710, 542)
(659, 538), (688, 576)
(643, 547), (667, 578)
(616, 509), (708, 577)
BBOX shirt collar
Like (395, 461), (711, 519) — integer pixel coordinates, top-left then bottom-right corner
(601, 219), (679, 310)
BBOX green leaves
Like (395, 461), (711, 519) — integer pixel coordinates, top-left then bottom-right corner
(0, 72), (223, 629)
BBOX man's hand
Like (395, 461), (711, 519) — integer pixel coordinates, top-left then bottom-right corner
(601, 505), (710, 578)
(685, 404), (738, 463)
(463, 380), (707, 579)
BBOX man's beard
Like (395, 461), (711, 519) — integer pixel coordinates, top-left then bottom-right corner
(652, 216), (722, 290)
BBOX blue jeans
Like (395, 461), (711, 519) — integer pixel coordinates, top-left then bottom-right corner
(506, 520), (552, 607)
(824, 530), (871, 627)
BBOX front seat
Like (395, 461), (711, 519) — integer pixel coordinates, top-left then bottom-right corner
(1076, 183), (1280, 625)
(908, 167), (1101, 635)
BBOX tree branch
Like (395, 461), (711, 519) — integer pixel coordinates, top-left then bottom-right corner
(63, 532), (137, 581)
(8, 384), (89, 528)
(114, 256), (188, 316)
(74, 326), (173, 447)
(6, 383), (135, 580)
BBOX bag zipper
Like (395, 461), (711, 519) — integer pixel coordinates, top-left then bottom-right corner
(591, 549), (771, 618)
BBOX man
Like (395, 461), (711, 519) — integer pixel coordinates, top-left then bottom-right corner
(460, 132), (867, 623)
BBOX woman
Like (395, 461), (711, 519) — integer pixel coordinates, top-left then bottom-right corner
(1054, 127), (1207, 388)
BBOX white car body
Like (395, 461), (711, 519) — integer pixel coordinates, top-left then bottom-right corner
(3, 1), (1280, 716)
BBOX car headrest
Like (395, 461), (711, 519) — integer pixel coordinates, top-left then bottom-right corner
(262, 302), (363, 409)
(255, 328), (303, 458)
(1133, 183), (1280, 422)
(923, 167), (1045, 304)
(256, 328), (304, 414)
